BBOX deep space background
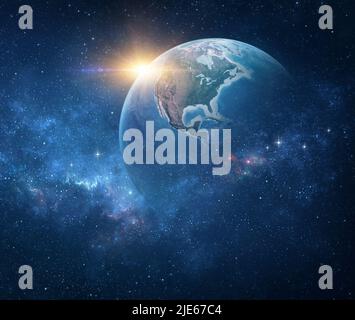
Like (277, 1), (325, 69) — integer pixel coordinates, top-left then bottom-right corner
(0, 0), (354, 299)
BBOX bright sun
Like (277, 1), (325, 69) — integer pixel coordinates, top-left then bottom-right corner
(128, 62), (159, 77)
(132, 64), (150, 75)
(108, 56), (160, 81)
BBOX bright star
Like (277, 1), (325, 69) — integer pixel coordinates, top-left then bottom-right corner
(132, 64), (151, 75)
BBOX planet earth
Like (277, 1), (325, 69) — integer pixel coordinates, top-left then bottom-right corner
(119, 38), (291, 211)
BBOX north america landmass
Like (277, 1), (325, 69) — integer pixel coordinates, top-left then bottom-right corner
(155, 41), (250, 130)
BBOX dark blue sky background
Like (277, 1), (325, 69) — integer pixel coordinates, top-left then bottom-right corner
(0, 0), (354, 299)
